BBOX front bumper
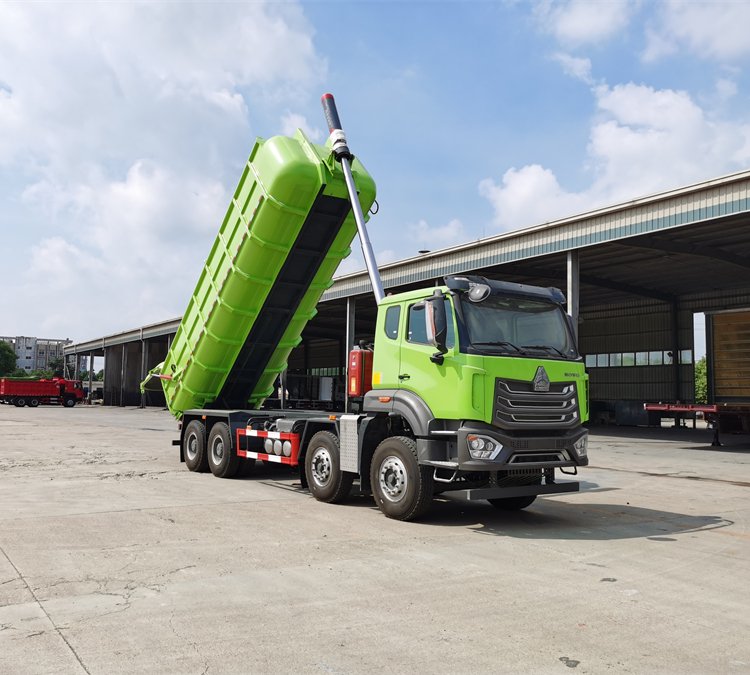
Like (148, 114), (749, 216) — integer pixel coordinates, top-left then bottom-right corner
(455, 422), (588, 471)
(453, 480), (580, 501)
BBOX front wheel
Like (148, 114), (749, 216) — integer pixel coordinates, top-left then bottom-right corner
(304, 431), (353, 503)
(370, 436), (434, 521)
(63, 397), (76, 408)
(487, 495), (537, 511)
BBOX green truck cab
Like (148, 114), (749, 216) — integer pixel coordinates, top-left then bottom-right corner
(340, 274), (589, 519)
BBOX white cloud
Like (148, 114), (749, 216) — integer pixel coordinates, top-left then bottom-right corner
(0, 2), (326, 339)
(15, 161), (229, 338)
(644, 1), (750, 62)
(480, 82), (750, 231)
(480, 165), (588, 230)
(553, 52), (594, 84)
(280, 112), (324, 141)
(715, 78), (738, 104)
(407, 219), (467, 249)
(534, 0), (634, 45)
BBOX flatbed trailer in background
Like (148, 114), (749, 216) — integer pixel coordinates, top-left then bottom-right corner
(644, 402), (750, 446)
(646, 310), (750, 445)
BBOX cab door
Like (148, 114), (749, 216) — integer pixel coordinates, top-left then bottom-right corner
(398, 297), (464, 418)
(371, 302), (403, 390)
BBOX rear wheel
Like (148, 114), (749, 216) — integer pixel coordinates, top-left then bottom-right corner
(183, 420), (209, 472)
(28, 399), (40, 408)
(207, 422), (239, 478)
(370, 436), (434, 521)
(305, 431), (353, 503)
(15, 398), (26, 408)
(487, 495), (537, 511)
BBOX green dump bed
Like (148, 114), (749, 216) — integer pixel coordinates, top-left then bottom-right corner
(159, 130), (376, 417)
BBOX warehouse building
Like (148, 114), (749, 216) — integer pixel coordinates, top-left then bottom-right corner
(65, 169), (750, 423)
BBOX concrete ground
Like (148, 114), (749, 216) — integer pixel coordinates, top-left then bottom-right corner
(0, 405), (748, 675)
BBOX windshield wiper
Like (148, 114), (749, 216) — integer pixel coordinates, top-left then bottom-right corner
(472, 341), (524, 353)
(522, 344), (565, 357)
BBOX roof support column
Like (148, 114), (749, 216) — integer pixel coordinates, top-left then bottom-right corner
(672, 301), (681, 403)
(344, 297), (356, 413)
(120, 343), (126, 407)
(567, 250), (580, 341)
(140, 335), (146, 409)
(88, 351), (94, 403)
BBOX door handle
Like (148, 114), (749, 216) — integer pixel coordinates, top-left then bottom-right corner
(398, 373), (411, 380)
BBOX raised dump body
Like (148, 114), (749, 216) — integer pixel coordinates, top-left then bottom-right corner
(156, 130), (376, 417)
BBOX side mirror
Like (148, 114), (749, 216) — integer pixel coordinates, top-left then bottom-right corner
(425, 290), (448, 364)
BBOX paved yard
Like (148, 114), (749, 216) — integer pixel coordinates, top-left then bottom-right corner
(1, 405), (748, 674)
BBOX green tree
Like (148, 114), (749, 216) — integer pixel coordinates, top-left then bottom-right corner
(47, 357), (65, 378)
(0, 341), (16, 376)
(11, 368), (29, 377)
(694, 356), (707, 404)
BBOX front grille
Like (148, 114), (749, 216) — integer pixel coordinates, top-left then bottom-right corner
(494, 378), (579, 429)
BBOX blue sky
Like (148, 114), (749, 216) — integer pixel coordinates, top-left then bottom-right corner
(1, 1), (748, 343)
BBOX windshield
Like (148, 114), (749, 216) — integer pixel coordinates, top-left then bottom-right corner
(458, 293), (577, 359)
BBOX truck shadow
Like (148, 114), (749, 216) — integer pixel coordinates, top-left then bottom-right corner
(417, 497), (734, 541)
(243, 464), (735, 541)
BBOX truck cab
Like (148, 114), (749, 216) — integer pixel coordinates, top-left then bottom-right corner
(347, 274), (589, 519)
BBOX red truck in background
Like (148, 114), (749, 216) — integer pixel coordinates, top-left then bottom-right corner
(0, 378), (85, 407)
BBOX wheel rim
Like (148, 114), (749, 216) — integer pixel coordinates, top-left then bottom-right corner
(186, 431), (199, 462)
(310, 446), (332, 488)
(378, 455), (408, 503)
(211, 436), (225, 466)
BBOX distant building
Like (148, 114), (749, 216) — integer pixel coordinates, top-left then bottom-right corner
(0, 336), (72, 372)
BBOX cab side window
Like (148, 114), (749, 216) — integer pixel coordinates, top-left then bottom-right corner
(384, 305), (400, 340)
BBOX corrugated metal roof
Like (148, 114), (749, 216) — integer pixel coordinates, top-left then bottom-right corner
(323, 169), (750, 301)
(66, 318), (181, 354)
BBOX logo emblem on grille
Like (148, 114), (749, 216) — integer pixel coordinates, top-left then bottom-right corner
(533, 366), (550, 392)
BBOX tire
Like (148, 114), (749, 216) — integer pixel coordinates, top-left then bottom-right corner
(487, 495), (537, 511)
(370, 436), (434, 521)
(63, 397), (76, 408)
(183, 420), (209, 473)
(15, 398), (27, 408)
(29, 399), (40, 408)
(207, 422), (239, 478)
(304, 431), (353, 503)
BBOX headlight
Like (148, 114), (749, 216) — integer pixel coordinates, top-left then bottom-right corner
(467, 434), (502, 460)
(573, 434), (588, 458)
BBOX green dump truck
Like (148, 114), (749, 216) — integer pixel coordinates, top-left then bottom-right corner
(145, 94), (589, 520)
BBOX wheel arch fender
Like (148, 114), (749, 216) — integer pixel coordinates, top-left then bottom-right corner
(392, 390), (435, 437)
